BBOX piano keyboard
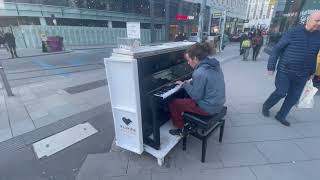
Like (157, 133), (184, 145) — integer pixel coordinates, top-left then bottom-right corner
(153, 84), (182, 99)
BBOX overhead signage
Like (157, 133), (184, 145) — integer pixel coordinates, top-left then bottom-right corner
(176, 15), (195, 20)
(214, 12), (223, 17)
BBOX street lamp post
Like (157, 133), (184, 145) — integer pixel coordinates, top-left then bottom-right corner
(198, 0), (207, 41)
(219, 9), (227, 52)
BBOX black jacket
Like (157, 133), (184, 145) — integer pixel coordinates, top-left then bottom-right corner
(4, 33), (16, 47)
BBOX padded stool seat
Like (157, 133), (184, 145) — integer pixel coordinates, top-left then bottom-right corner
(182, 106), (227, 162)
(183, 107), (227, 130)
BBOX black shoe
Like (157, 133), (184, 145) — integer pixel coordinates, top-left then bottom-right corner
(262, 106), (270, 117)
(169, 129), (183, 136)
(275, 115), (290, 127)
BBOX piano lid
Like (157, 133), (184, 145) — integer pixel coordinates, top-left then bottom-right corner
(112, 42), (196, 59)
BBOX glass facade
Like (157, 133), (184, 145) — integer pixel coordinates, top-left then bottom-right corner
(268, 0), (306, 46)
(5, 0), (156, 16)
(267, 0), (320, 50)
(2, 0), (205, 41)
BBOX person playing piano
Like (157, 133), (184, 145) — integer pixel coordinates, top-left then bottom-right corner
(169, 42), (226, 136)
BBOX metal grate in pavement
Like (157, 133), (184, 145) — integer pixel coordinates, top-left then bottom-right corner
(64, 79), (108, 94)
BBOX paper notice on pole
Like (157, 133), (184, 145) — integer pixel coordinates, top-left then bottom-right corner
(0, 0), (4, 8)
(127, 22), (141, 39)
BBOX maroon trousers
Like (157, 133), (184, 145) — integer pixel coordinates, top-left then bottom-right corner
(168, 98), (209, 128)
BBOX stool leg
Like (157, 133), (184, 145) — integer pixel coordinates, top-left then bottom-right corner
(182, 135), (187, 151)
(219, 120), (225, 143)
(201, 137), (207, 163)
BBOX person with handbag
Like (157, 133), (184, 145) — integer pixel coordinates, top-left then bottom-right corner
(262, 11), (320, 126)
(252, 30), (264, 61)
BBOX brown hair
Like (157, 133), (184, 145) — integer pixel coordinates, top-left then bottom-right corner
(186, 42), (216, 61)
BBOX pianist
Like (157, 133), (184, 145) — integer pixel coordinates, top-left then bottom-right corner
(169, 42), (226, 136)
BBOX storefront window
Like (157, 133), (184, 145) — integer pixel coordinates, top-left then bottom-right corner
(268, 0), (305, 46)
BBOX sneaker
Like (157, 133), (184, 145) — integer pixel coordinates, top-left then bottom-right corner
(169, 129), (183, 136)
(262, 106), (270, 117)
(275, 115), (290, 127)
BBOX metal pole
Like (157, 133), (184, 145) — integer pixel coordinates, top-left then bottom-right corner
(198, 0), (207, 42)
(165, 0), (170, 41)
(220, 10), (226, 52)
(149, 0), (155, 43)
(0, 66), (13, 96)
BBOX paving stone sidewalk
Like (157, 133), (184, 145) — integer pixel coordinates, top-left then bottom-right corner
(76, 50), (320, 180)
(0, 69), (110, 143)
(0, 43), (240, 144)
(0, 48), (71, 60)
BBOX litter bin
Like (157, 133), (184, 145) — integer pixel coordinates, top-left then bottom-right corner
(46, 36), (64, 52)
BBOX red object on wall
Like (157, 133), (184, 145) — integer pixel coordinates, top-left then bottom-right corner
(176, 15), (188, 20)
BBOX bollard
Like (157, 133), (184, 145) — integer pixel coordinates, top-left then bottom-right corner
(0, 66), (14, 96)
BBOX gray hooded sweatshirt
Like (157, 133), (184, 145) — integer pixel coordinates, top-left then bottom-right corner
(182, 57), (226, 114)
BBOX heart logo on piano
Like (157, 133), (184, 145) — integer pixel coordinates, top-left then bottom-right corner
(122, 117), (132, 126)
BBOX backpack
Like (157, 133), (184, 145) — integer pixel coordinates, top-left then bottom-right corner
(242, 40), (251, 48)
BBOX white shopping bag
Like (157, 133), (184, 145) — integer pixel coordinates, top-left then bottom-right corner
(296, 80), (318, 109)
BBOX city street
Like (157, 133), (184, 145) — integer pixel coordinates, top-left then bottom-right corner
(0, 44), (319, 180)
(0, 48), (112, 87)
(1, 0), (319, 179)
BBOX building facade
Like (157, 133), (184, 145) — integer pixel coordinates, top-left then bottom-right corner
(266, 0), (320, 52)
(0, 0), (206, 48)
(185, 0), (249, 34)
(245, 0), (276, 30)
(208, 0), (249, 34)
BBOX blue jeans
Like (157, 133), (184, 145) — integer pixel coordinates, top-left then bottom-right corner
(263, 72), (308, 119)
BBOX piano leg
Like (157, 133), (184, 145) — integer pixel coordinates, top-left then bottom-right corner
(149, 96), (161, 150)
(157, 157), (164, 166)
(152, 99), (161, 149)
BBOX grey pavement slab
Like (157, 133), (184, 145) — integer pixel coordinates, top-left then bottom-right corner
(39, 94), (70, 109)
(109, 174), (151, 180)
(292, 137), (320, 159)
(6, 97), (35, 136)
(250, 160), (320, 180)
(47, 103), (80, 120)
(232, 103), (264, 114)
(0, 95), (12, 142)
(126, 152), (174, 175)
(291, 122), (320, 138)
(217, 143), (267, 167)
(222, 124), (302, 143)
(152, 167), (257, 180)
(76, 152), (129, 180)
(170, 136), (223, 170)
(292, 108), (320, 123)
(230, 113), (278, 126)
(255, 141), (310, 163)
(25, 103), (49, 120)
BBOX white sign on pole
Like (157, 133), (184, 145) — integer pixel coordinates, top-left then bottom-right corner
(127, 22), (141, 39)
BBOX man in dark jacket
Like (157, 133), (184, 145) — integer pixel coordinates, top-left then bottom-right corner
(262, 12), (320, 126)
(4, 32), (18, 58)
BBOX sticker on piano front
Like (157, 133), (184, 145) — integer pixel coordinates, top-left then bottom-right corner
(120, 117), (137, 137)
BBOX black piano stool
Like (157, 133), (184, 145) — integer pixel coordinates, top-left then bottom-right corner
(182, 106), (227, 163)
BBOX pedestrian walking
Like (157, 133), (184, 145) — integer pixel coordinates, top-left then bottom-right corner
(241, 36), (251, 60)
(252, 30), (264, 61)
(262, 11), (320, 127)
(4, 32), (18, 58)
(239, 32), (248, 55)
(0, 34), (4, 48)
